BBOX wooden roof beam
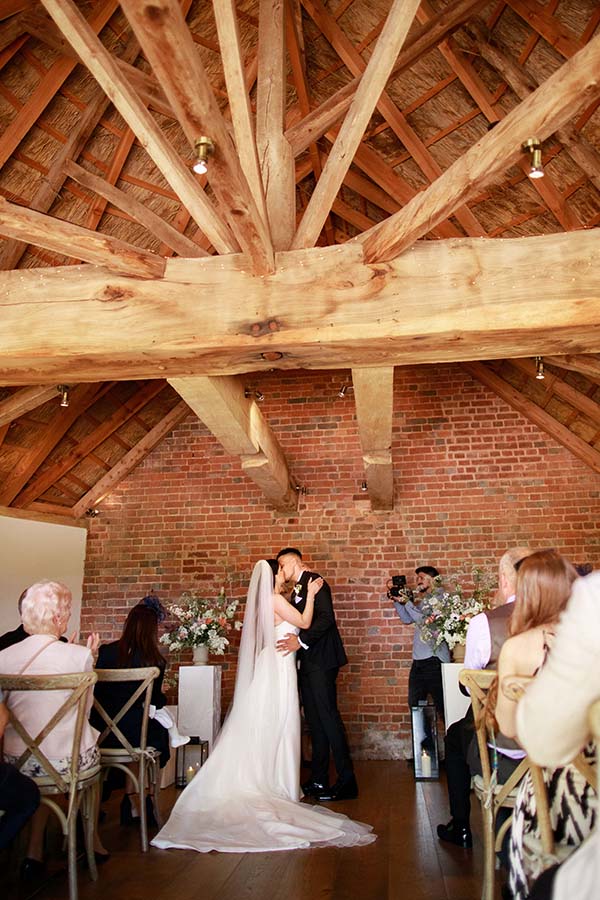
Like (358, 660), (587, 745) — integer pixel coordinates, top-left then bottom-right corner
(119, 0), (273, 273)
(544, 355), (600, 382)
(292, 0), (420, 250)
(285, 0), (487, 157)
(351, 367), (394, 511)
(0, 197), (166, 278)
(0, 385), (58, 427)
(64, 161), (208, 258)
(213, 0), (268, 233)
(168, 375), (297, 515)
(357, 32), (600, 262)
(510, 358), (600, 425)
(13, 381), (166, 508)
(40, 0), (237, 256)
(71, 400), (190, 518)
(0, 384), (101, 506)
(2, 231), (599, 383)
(464, 361), (600, 475)
(255, 0), (294, 250)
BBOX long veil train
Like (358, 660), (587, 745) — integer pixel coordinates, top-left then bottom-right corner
(151, 560), (375, 852)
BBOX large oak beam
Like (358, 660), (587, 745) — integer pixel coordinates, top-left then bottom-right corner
(0, 198), (166, 278)
(0, 231), (599, 383)
(168, 375), (297, 515)
(544, 355), (600, 381)
(463, 362), (600, 475)
(120, 0), (274, 273)
(40, 0), (236, 255)
(357, 32), (600, 262)
(351, 367), (394, 511)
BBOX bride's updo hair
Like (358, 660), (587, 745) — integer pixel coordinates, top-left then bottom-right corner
(266, 559), (279, 580)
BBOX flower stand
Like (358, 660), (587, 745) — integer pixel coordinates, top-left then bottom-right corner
(178, 664), (221, 752)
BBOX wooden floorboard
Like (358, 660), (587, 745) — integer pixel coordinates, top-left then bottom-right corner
(3, 761), (503, 900)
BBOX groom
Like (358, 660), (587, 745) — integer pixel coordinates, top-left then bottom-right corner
(276, 548), (358, 801)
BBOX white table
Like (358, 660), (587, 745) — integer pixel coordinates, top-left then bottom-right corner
(177, 665), (222, 750)
(441, 662), (471, 730)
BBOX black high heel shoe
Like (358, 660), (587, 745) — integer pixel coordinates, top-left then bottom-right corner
(145, 794), (158, 828)
(120, 794), (140, 825)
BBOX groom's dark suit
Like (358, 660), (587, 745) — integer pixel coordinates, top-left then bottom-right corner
(293, 570), (354, 789)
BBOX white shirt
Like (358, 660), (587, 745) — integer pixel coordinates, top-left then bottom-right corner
(463, 594), (515, 670)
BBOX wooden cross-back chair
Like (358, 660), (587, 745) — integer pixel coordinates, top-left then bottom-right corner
(0, 672), (101, 900)
(459, 669), (537, 900)
(92, 667), (161, 852)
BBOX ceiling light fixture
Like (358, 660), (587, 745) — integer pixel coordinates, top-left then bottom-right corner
(57, 385), (70, 407)
(244, 388), (264, 402)
(85, 507), (99, 518)
(192, 136), (214, 175)
(360, 481), (368, 492)
(522, 137), (544, 179)
(535, 356), (545, 380)
(338, 384), (354, 398)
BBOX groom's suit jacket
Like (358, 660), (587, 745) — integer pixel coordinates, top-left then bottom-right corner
(293, 570), (348, 674)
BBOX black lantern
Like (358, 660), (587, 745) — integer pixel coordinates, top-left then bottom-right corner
(175, 736), (209, 788)
(410, 701), (439, 780)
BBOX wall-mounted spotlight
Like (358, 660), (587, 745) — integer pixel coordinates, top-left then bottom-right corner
(522, 137), (544, 179)
(360, 481), (368, 492)
(338, 384), (354, 398)
(244, 388), (264, 402)
(295, 484), (308, 495)
(57, 385), (70, 407)
(535, 356), (545, 380)
(192, 136), (214, 174)
(85, 507), (99, 518)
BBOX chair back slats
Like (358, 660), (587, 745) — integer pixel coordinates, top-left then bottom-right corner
(93, 667), (159, 757)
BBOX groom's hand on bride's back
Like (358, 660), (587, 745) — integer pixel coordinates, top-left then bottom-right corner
(276, 633), (301, 655)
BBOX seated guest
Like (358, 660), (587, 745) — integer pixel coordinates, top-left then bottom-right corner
(494, 551), (587, 900)
(0, 580), (105, 878)
(91, 601), (173, 825)
(511, 571), (600, 900)
(0, 588), (69, 651)
(0, 688), (40, 850)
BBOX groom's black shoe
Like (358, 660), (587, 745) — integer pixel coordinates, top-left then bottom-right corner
(302, 780), (327, 797)
(315, 776), (358, 802)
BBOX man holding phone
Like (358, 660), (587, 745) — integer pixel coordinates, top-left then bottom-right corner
(392, 565), (450, 714)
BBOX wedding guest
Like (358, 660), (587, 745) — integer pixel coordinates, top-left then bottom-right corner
(496, 556), (590, 900)
(0, 688), (41, 850)
(91, 601), (173, 825)
(437, 546), (532, 849)
(514, 571), (600, 900)
(0, 589), (28, 650)
(393, 565), (449, 715)
(0, 580), (104, 879)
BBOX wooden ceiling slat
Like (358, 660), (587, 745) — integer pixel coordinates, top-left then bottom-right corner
(255, 0), (294, 251)
(64, 161), (208, 258)
(0, 384), (57, 426)
(285, 0), (487, 157)
(213, 0), (268, 236)
(0, 2), (35, 20)
(14, 380), (166, 507)
(545, 356), (600, 382)
(0, 10), (25, 52)
(504, 0), (583, 59)
(464, 361), (600, 476)
(71, 399), (190, 518)
(40, 0), (237, 255)
(0, 383), (101, 506)
(511, 358), (600, 427)
(292, 0), (420, 250)
(0, 0), (119, 170)
(465, 19), (600, 194)
(358, 32), (600, 262)
(119, 0), (273, 273)
(83, 129), (137, 234)
(0, 422), (9, 450)
(0, 197), (167, 277)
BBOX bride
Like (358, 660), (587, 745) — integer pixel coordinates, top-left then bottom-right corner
(152, 559), (375, 852)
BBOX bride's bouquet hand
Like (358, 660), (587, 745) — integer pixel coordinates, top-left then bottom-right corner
(307, 576), (323, 599)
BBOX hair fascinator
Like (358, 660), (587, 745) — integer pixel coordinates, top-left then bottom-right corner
(141, 594), (167, 623)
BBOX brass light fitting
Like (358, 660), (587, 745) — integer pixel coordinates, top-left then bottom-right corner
(192, 136), (214, 175)
(522, 137), (544, 179)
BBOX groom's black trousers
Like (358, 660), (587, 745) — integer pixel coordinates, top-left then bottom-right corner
(299, 667), (354, 786)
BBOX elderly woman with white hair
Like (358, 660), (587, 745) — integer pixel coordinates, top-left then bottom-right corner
(0, 579), (105, 880)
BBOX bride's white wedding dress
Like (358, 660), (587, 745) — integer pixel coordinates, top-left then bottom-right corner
(152, 562), (375, 853)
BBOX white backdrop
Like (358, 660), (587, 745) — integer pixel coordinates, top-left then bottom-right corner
(0, 508), (88, 638)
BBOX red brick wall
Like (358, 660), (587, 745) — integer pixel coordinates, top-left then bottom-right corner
(81, 366), (600, 759)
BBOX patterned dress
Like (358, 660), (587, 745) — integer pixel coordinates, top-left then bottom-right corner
(508, 743), (596, 899)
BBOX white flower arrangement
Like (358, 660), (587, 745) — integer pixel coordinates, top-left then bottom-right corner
(419, 568), (496, 650)
(160, 587), (242, 655)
